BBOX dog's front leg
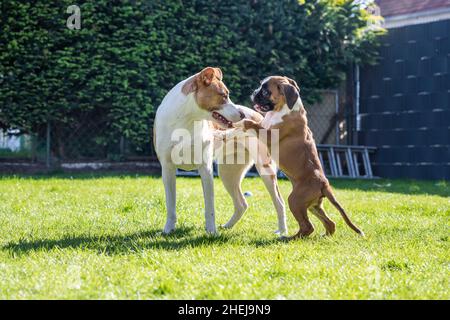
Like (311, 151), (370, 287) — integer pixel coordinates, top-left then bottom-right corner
(162, 164), (177, 234)
(198, 164), (217, 234)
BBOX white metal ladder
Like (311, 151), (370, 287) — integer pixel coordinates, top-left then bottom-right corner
(316, 144), (376, 178)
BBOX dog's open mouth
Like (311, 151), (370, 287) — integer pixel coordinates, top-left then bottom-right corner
(254, 104), (271, 113)
(212, 111), (233, 128)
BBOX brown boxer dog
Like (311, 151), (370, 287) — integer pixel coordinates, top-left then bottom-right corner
(239, 76), (364, 239)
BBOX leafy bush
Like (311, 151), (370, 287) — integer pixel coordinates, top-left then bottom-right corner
(0, 0), (383, 156)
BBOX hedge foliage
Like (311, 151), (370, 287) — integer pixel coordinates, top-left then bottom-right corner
(0, 0), (383, 155)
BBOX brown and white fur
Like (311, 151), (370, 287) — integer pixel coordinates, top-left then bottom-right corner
(154, 67), (243, 234)
(239, 76), (364, 239)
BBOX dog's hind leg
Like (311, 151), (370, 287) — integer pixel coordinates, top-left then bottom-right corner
(162, 164), (177, 234)
(256, 161), (287, 236)
(289, 206), (314, 239)
(309, 200), (336, 236)
(288, 190), (315, 239)
(219, 162), (252, 229)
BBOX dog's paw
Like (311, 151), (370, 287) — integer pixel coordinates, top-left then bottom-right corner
(243, 119), (258, 131)
(205, 225), (218, 235)
(163, 222), (176, 235)
(274, 229), (288, 237)
(233, 120), (246, 130)
(221, 222), (232, 229)
(234, 119), (257, 131)
(205, 230), (219, 237)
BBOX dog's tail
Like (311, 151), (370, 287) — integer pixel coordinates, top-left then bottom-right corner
(323, 185), (365, 237)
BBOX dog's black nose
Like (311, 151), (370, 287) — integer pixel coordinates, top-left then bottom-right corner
(239, 110), (245, 119)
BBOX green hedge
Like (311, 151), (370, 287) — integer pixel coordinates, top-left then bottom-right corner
(0, 0), (382, 156)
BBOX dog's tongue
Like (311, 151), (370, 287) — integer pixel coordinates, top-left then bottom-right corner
(254, 104), (267, 112)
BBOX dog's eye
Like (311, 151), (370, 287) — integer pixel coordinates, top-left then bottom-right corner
(262, 89), (269, 97)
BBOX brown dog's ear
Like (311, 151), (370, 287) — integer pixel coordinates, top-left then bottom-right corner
(281, 83), (299, 109)
(286, 77), (300, 92)
(199, 67), (222, 86)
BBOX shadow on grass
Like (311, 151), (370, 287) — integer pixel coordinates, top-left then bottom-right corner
(249, 238), (290, 247)
(2, 226), (236, 256)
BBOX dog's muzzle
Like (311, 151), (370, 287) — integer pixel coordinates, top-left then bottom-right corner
(212, 103), (244, 128)
(252, 90), (274, 114)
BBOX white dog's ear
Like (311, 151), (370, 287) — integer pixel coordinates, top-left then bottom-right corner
(214, 67), (223, 81)
(199, 67), (222, 86)
(182, 77), (197, 95)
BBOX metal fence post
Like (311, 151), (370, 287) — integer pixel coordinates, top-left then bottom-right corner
(31, 134), (37, 163)
(46, 121), (51, 168)
(335, 90), (339, 145)
(120, 136), (125, 159)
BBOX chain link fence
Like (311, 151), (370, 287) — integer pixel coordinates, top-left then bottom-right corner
(306, 90), (340, 145)
(0, 117), (158, 173)
(0, 91), (348, 173)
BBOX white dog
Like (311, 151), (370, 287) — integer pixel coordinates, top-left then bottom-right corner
(154, 67), (243, 234)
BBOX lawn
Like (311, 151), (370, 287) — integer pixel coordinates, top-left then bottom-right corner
(0, 174), (448, 299)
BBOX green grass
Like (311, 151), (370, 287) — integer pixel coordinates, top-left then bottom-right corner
(0, 174), (448, 299)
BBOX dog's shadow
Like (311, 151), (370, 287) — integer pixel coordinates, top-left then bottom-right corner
(2, 227), (238, 256)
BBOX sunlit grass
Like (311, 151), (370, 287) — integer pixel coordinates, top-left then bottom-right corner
(0, 174), (448, 299)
